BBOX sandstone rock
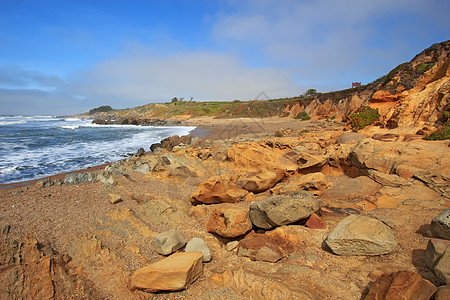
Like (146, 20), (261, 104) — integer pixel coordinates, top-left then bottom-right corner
(185, 238), (212, 262)
(435, 285), (450, 300)
(190, 175), (248, 204)
(305, 213), (326, 229)
(249, 191), (319, 229)
(237, 233), (286, 263)
(207, 205), (252, 238)
(109, 193), (122, 204)
(295, 172), (332, 191)
(271, 173), (331, 195)
(434, 248), (450, 284)
(367, 169), (411, 187)
(431, 209), (450, 240)
(372, 133), (400, 142)
(226, 142), (298, 173)
(237, 227), (303, 263)
(335, 132), (369, 144)
(154, 229), (186, 255)
(131, 252), (203, 292)
(424, 238), (450, 269)
(235, 168), (284, 193)
(350, 139), (397, 173)
(325, 215), (397, 256)
(296, 152), (327, 170)
(364, 271), (437, 300)
(318, 176), (381, 202)
(226, 241), (239, 252)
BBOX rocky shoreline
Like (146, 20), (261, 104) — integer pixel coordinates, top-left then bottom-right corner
(1, 40), (449, 299)
(0, 117), (449, 299)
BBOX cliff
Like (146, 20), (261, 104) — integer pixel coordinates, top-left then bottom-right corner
(284, 40), (450, 130)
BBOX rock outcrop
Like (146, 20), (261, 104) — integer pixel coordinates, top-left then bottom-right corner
(325, 215), (397, 256)
(249, 191), (320, 229)
(431, 209), (450, 240)
(207, 205), (252, 238)
(364, 271), (437, 300)
(131, 252), (203, 292)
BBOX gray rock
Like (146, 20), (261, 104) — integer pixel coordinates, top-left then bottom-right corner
(431, 209), (450, 240)
(185, 238), (212, 262)
(249, 191), (319, 229)
(335, 132), (368, 144)
(325, 214), (397, 256)
(154, 229), (186, 255)
(64, 172), (98, 184)
(434, 248), (450, 284)
(424, 238), (450, 269)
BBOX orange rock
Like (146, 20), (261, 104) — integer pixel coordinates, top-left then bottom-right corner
(305, 213), (326, 229)
(189, 175), (248, 204)
(207, 205), (252, 238)
(364, 271), (437, 300)
(395, 165), (414, 179)
(131, 252), (203, 292)
(235, 168), (284, 193)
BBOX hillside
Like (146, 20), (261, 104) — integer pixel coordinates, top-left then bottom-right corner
(86, 40), (450, 135)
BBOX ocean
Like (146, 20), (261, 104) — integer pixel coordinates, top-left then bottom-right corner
(0, 116), (195, 185)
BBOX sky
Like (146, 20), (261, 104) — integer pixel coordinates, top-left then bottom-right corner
(0, 0), (449, 115)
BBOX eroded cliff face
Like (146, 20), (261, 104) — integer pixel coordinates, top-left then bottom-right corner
(284, 40), (450, 129)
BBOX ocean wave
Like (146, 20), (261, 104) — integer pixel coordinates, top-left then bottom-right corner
(60, 125), (80, 130)
(64, 118), (82, 122)
(0, 120), (27, 126)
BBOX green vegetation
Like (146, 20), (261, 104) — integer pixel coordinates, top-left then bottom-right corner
(294, 111), (311, 121)
(88, 105), (113, 115)
(415, 62), (435, 74)
(424, 111), (450, 140)
(348, 106), (380, 131)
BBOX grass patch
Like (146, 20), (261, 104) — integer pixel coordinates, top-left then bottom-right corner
(424, 111), (450, 140)
(348, 106), (380, 131)
(294, 111), (311, 121)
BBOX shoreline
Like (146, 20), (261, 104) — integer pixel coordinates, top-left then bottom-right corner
(0, 117), (314, 189)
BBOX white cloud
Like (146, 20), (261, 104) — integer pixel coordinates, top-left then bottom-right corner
(66, 47), (298, 107)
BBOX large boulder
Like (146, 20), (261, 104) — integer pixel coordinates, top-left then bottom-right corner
(190, 175), (248, 205)
(185, 238), (212, 263)
(364, 271), (437, 300)
(154, 229), (186, 255)
(235, 168), (284, 193)
(335, 132), (369, 144)
(325, 215), (397, 256)
(431, 209), (450, 240)
(131, 252), (203, 292)
(249, 191), (319, 229)
(207, 205), (253, 238)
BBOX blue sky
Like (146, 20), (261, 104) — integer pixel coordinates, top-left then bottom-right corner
(0, 0), (449, 115)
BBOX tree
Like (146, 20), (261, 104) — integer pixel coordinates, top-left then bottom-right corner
(171, 97), (178, 103)
(304, 89), (319, 97)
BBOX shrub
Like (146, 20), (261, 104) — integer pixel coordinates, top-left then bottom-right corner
(348, 106), (380, 131)
(88, 105), (113, 115)
(415, 62), (435, 74)
(294, 111), (311, 121)
(424, 111), (450, 140)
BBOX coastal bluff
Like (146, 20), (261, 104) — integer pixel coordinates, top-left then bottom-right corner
(1, 40), (449, 299)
